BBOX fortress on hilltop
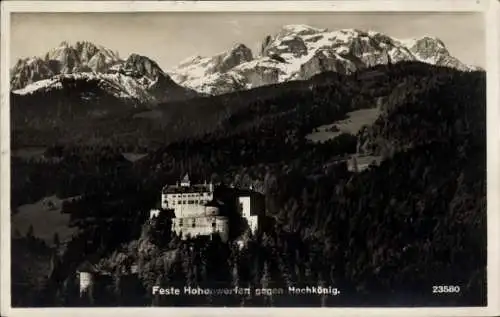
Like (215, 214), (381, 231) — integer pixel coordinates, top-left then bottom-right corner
(150, 174), (265, 242)
(76, 174), (269, 304)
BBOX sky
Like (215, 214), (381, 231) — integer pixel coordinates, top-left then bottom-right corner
(10, 12), (485, 70)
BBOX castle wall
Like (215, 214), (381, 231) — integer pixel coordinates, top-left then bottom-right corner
(246, 215), (258, 234)
(161, 192), (213, 216)
(238, 196), (252, 218)
(174, 204), (207, 218)
(238, 196), (260, 233)
(79, 272), (93, 293)
(172, 215), (229, 242)
(78, 271), (94, 300)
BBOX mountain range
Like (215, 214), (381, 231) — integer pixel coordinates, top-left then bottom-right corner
(170, 25), (479, 95)
(11, 41), (198, 104)
(11, 24), (479, 100)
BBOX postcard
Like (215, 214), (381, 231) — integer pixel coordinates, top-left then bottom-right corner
(1, 1), (499, 316)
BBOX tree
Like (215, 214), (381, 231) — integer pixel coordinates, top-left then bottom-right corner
(53, 233), (60, 247)
(26, 225), (35, 239)
(260, 261), (273, 306)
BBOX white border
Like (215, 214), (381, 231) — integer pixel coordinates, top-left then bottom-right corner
(1, 1), (498, 317)
(0, 0), (489, 12)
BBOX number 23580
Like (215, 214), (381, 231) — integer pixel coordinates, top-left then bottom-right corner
(432, 285), (460, 293)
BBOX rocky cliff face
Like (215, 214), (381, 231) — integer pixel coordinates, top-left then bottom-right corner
(10, 57), (59, 90)
(170, 43), (254, 95)
(11, 41), (122, 90)
(11, 42), (198, 104)
(170, 25), (478, 95)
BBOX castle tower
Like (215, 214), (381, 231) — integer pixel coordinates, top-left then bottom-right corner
(76, 261), (98, 305)
(79, 271), (94, 298)
(180, 173), (191, 187)
(238, 196), (259, 234)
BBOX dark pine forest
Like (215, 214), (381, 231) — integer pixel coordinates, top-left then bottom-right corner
(10, 61), (486, 307)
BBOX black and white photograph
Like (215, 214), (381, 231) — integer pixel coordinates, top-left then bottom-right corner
(1, 0), (498, 314)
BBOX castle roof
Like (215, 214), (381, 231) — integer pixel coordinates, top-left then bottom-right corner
(162, 183), (212, 194)
(162, 174), (213, 194)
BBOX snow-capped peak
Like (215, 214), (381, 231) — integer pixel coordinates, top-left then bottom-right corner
(170, 25), (478, 95)
(178, 55), (204, 68)
(398, 36), (447, 50)
(12, 72), (157, 102)
(169, 43), (254, 94)
(11, 40), (123, 90)
(11, 41), (198, 104)
(61, 41), (120, 65)
(396, 35), (456, 66)
(280, 24), (328, 36)
(398, 38), (418, 49)
(120, 53), (166, 82)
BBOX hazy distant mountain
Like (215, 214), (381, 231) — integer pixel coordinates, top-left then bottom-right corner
(11, 41), (198, 104)
(169, 25), (479, 95)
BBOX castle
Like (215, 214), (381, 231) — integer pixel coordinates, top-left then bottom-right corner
(76, 174), (266, 304)
(150, 174), (264, 242)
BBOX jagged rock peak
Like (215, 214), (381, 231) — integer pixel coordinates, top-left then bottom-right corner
(56, 40), (108, 50)
(178, 55), (204, 67)
(44, 40), (121, 72)
(398, 36), (454, 66)
(279, 24), (328, 36)
(211, 43), (254, 74)
(10, 57), (60, 90)
(122, 53), (166, 80)
(11, 41), (123, 89)
(227, 43), (253, 61)
(13, 56), (45, 68)
(407, 36), (448, 52)
(230, 43), (252, 54)
(170, 43), (254, 81)
(48, 40), (120, 61)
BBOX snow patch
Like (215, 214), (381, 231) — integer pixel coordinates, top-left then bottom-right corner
(398, 38), (418, 49)
(13, 78), (63, 95)
(12, 72), (159, 103)
(281, 24), (327, 34)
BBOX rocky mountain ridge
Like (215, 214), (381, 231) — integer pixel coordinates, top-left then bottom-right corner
(169, 25), (479, 95)
(11, 41), (121, 90)
(11, 41), (197, 104)
(11, 26), (479, 99)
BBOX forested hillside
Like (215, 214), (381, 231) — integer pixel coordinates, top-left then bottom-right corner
(11, 62), (486, 306)
(12, 61), (458, 149)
